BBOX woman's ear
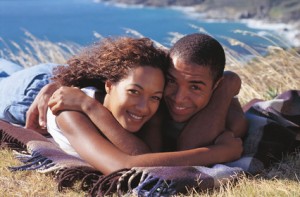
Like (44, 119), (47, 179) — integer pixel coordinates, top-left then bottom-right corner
(105, 80), (112, 94)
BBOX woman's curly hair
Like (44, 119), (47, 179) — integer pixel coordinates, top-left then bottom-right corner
(52, 37), (170, 91)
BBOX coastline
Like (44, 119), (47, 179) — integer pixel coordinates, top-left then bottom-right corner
(94, 1), (300, 48)
(241, 19), (300, 47)
(93, 1), (300, 48)
(172, 5), (300, 48)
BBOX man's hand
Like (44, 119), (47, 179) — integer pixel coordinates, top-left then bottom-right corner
(214, 131), (243, 162)
(48, 86), (92, 115)
(25, 83), (59, 132)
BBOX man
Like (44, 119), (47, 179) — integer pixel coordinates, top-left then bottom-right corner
(160, 33), (247, 151)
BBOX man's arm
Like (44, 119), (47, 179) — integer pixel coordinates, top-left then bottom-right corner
(225, 97), (248, 138)
(57, 110), (243, 175)
(177, 71), (247, 150)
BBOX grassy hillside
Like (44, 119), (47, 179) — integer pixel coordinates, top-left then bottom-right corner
(268, 0), (300, 21)
(0, 33), (299, 196)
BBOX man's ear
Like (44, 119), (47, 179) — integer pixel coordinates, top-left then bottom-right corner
(105, 80), (112, 94)
(213, 76), (224, 91)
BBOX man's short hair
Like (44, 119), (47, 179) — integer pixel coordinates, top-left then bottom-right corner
(170, 33), (225, 83)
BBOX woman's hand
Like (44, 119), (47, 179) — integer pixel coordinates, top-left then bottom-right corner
(25, 83), (59, 132)
(48, 86), (93, 115)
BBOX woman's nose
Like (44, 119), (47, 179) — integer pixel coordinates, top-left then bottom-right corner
(135, 99), (150, 114)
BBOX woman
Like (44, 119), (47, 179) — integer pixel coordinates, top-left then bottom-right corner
(46, 37), (169, 158)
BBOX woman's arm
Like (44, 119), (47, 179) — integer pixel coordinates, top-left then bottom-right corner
(56, 110), (243, 175)
(135, 108), (164, 153)
(49, 86), (153, 155)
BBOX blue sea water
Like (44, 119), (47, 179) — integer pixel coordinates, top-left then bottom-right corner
(0, 0), (286, 54)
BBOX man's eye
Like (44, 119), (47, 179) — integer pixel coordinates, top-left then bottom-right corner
(167, 78), (175, 84)
(191, 85), (201, 91)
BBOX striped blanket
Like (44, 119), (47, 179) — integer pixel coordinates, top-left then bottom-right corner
(228, 89), (300, 174)
(1, 90), (299, 196)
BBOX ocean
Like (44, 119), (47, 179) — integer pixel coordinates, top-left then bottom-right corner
(0, 0), (292, 55)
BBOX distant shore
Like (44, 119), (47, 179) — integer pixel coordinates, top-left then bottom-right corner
(100, 1), (300, 48)
(171, 5), (300, 48)
(241, 19), (300, 47)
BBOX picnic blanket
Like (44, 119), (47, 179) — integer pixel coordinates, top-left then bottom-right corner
(1, 89), (300, 196)
(227, 89), (300, 173)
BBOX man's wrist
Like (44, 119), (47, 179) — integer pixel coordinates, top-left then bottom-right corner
(82, 96), (99, 114)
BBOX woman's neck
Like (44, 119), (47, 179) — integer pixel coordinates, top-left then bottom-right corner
(102, 94), (110, 110)
(95, 90), (107, 106)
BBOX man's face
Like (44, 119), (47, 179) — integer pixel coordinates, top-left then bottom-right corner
(164, 56), (218, 123)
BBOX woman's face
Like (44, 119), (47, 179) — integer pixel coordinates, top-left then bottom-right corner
(104, 66), (165, 132)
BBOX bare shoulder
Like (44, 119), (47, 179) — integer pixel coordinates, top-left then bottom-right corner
(219, 71), (241, 96)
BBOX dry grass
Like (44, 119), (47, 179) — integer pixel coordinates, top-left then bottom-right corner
(0, 31), (300, 196)
(221, 30), (300, 104)
(0, 149), (85, 197)
(228, 46), (300, 104)
(0, 30), (81, 67)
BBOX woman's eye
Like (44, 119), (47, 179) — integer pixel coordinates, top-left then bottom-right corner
(128, 89), (139, 95)
(152, 96), (161, 101)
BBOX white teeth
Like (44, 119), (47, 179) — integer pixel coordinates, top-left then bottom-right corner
(174, 106), (186, 110)
(128, 112), (143, 120)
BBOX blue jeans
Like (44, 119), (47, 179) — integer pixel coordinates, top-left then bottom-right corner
(0, 58), (59, 125)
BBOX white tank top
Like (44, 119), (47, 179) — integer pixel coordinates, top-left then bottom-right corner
(47, 87), (98, 158)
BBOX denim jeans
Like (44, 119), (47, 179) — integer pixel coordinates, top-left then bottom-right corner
(0, 58), (59, 125)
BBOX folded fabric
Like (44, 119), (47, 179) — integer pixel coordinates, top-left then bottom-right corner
(0, 62), (59, 125)
(226, 90), (300, 174)
(0, 58), (23, 77)
(88, 165), (243, 196)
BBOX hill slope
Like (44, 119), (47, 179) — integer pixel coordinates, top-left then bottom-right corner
(102, 0), (300, 22)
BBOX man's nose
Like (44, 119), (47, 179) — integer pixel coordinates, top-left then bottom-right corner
(173, 87), (187, 103)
